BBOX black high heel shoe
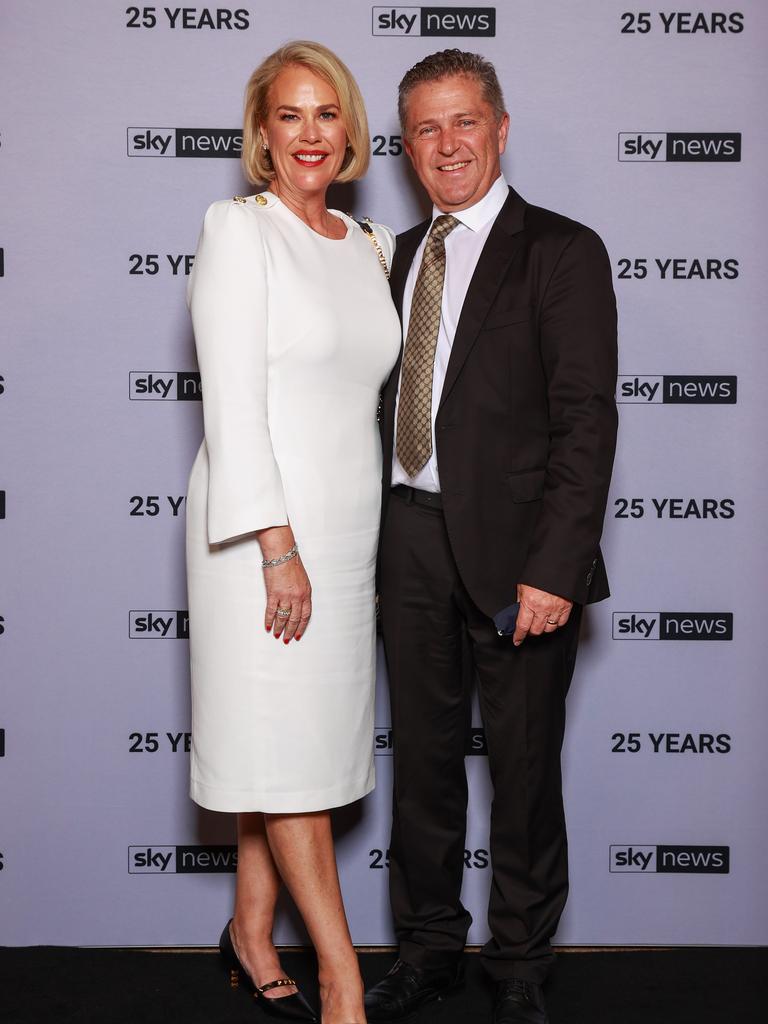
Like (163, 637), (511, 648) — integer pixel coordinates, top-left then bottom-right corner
(219, 920), (319, 1021)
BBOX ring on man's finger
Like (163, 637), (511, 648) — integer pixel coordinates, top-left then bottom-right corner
(276, 608), (291, 618)
(546, 619), (558, 625)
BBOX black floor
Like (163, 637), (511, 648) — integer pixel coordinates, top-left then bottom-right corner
(0, 947), (765, 1023)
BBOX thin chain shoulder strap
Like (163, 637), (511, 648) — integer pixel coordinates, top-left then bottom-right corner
(357, 218), (390, 279)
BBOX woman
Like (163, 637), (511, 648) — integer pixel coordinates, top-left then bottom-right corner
(185, 41), (400, 1024)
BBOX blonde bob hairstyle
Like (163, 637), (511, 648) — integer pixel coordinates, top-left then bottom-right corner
(242, 40), (370, 185)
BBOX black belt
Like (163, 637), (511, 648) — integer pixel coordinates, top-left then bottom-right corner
(391, 484), (443, 510)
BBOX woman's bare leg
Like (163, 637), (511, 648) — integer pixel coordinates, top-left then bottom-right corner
(265, 811), (365, 1024)
(231, 811), (298, 999)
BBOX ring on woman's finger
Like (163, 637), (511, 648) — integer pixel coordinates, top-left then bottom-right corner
(276, 608), (291, 618)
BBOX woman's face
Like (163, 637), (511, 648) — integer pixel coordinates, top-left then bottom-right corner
(262, 65), (348, 198)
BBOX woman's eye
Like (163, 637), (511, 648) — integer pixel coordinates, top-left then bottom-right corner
(320, 111), (337, 120)
(279, 113), (298, 121)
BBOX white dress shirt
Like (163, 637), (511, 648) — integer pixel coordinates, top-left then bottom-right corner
(392, 174), (510, 492)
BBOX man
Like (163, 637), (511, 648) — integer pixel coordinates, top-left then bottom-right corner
(365, 50), (618, 1024)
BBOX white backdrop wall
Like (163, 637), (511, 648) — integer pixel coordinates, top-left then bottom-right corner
(1, 0), (767, 947)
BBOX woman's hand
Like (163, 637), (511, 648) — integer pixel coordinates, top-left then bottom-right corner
(258, 526), (312, 643)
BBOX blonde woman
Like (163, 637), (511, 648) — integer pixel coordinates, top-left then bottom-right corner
(186, 41), (400, 1024)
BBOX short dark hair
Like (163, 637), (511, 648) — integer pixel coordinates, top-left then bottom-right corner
(398, 49), (506, 133)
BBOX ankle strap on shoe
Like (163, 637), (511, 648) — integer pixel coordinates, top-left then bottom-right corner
(257, 977), (297, 993)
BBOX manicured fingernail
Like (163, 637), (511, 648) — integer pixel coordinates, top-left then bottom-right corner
(283, 637), (290, 645)
(514, 640), (522, 647)
(295, 635), (301, 641)
(265, 625), (271, 631)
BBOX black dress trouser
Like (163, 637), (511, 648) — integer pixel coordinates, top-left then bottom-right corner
(379, 490), (582, 984)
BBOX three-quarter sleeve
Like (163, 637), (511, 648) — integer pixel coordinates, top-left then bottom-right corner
(189, 201), (288, 544)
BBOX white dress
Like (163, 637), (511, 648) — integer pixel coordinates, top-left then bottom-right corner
(186, 192), (401, 813)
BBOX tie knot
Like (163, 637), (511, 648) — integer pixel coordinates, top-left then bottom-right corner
(429, 214), (459, 244)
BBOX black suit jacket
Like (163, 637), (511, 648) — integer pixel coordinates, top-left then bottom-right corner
(380, 186), (618, 617)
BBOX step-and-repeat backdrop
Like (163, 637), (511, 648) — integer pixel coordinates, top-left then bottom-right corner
(1, 1), (766, 947)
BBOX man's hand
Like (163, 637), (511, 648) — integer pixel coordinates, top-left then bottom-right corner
(513, 584), (573, 646)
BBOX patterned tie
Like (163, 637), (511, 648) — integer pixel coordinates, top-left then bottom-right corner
(396, 214), (459, 477)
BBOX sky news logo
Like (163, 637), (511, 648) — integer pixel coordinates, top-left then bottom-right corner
(372, 6), (495, 35)
(617, 375), (736, 404)
(374, 727), (487, 754)
(612, 612), (733, 641)
(129, 845), (237, 873)
(619, 132), (741, 162)
(610, 845), (729, 873)
(129, 372), (201, 400)
(374, 727), (393, 754)
(129, 610), (189, 639)
(127, 128), (242, 158)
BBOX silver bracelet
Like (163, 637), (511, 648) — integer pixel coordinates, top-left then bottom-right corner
(261, 543), (298, 569)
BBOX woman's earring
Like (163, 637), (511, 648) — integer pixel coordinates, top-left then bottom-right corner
(263, 143), (269, 152)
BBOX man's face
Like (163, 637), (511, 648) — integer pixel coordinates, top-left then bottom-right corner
(403, 74), (509, 212)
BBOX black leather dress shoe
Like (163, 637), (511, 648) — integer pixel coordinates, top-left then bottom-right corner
(364, 958), (463, 1021)
(494, 979), (548, 1023)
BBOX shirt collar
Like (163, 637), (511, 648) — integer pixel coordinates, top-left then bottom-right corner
(431, 173), (508, 233)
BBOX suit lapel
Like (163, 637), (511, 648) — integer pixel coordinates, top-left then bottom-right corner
(381, 219), (430, 477)
(384, 219), (430, 412)
(383, 190), (527, 467)
(390, 218), (430, 320)
(438, 188), (526, 411)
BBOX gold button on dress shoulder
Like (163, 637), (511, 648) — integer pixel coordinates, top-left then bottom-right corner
(232, 195), (247, 204)
(255, 194), (268, 206)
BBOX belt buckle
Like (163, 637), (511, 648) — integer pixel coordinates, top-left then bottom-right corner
(392, 484), (414, 504)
